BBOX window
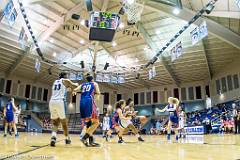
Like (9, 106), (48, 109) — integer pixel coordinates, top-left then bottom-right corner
(31, 86), (36, 99)
(153, 91), (158, 103)
(0, 78), (5, 92)
(104, 92), (109, 105)
(233, 74), (239, 89)
(181, 88), (186, 101)
(173, 88), (179, 99)
(43, 89), (48, 101)
(134, 93), (139, 105)
(25, 85), (31, 98)
(216, 79), (221, 94)
(18, 84), (24, 97)
(5, 80), (12, 94)
(188, 87), (194, 100)
(117, 94), (122, 101)
(227, 75), (233, 91)
(140, 92), (145, 105)
(37, 88), (42, 101)
(146, 92), (151, 104)
(12, 83), (18, 95)
(221, 77), (227, 93)
(72, 94), (76, 103)
(205, 85), (210, 97)
(195, 86), (202, 99)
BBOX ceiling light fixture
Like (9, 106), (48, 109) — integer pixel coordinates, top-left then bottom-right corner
(80, 19), (85, 25)
(173, 8), (180, 15)
(80, 40), (85, 44)
(119, 22), (124, 29)
(53, 52), (56, 57)
(112, 41), (117, 47)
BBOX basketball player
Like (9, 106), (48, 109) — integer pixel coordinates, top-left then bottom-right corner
(110, 100), (144, 143)
(102, 112), (110, 138)
(14, 105), (21, 129)
(178, 106), (186, 139)
(73, 73), (101, 147)
(157, 97), (179, 141)
(49, 72), (78, 147)
(3, 97), (18, 137)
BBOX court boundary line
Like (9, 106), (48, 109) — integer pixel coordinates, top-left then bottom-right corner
(0, 140), (64, 160)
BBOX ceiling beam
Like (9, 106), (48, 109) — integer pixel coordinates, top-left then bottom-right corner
(201, 40), (212, 80)
(37, 2), (84, 45)
(203, 11), (240, 19)
(136, 22), (180, 86)
(144, 1), (240, 50)
(5, 47), (31, 77)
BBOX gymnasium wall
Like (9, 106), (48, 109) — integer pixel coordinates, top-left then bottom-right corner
(121, 80), (209, 105)
(210, 57), (240, 105)
(0, 73), (51, 103)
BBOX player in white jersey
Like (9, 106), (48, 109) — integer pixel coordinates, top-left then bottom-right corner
(178, 106), (186, 139)
(102, 113), (110, 138)
(14, 105), (21, 125)
(49, 72), (78, 147)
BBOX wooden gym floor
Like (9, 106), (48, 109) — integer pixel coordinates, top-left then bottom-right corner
(0, 132), (240, 160)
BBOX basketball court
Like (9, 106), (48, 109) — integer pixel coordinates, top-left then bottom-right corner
(0, 0), (240, 160)
(0, 133), (239, 160)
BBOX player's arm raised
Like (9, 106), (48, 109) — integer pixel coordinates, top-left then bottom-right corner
(73, 84), (82, 94)
(94, 82), (101, 101)
(62, 79), (79, 89)
(157, 106), (167, 113)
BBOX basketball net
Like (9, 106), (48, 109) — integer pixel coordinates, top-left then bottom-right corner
(122, 0), (144, 24)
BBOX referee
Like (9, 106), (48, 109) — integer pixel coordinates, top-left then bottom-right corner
(232, 103), (238, 134)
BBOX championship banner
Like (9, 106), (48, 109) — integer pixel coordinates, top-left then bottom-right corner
(190, 27), (199, 45)
(35, 58), (41, 73)
(190, 21), (208, 45)
(102, 74), (110, 83)
(4, 0), (18, 27)
(111, 75), (118, 83)
(149, 66), (156, 80)
(236, 0), (240, 8)
(117, 76), (125, 84)
(199, 21), (208, 40)
(96, 73), (103, 82)
(171, 41), (182, 62)
(18, 27), (27, 49)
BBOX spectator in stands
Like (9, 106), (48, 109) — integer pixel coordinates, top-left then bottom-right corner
(203, 117), (211, 134)
(232, 103), (238, 134)
(156, 120), (161, 135)
(238, 110), (240, 134)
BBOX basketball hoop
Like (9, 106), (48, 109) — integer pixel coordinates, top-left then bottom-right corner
(122, 0), (144, 24)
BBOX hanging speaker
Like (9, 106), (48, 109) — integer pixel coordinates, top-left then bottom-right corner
(71, 14), (80, 20)
(85, 0), (93, 12)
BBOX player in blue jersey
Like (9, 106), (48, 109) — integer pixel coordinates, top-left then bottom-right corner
(3, 97), (18, 137)
(73, 73), (101, 147)
(157, 97), (180, 141)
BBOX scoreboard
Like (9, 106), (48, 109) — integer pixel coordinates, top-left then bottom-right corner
(89, 12), (120, 42)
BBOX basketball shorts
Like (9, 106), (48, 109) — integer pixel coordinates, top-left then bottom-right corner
(5, 112), (14, 123)
(49, 99), (66, 119)
(80, 98), (98, 119)
(169, 115), (179, 125)
(178, 120), (185, 129)
(119, 119), (132, 129)
(14, 116), (19, 124)
(102, 125), (110, 131)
